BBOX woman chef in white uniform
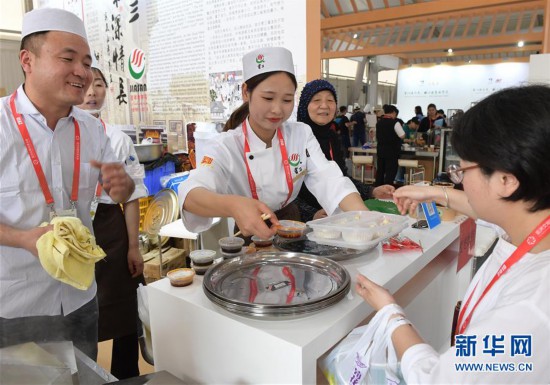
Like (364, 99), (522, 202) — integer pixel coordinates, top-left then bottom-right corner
(179, 47), (368, 239)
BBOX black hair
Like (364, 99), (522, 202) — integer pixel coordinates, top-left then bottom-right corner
(452, 84), (550, 211)
(20, 32), (48, 54)
(383, 104), (398, 114)
(224, 71), (297, 131)
(20, 32), (48, 78)
(415, 105), (423, 114)
(92, 68), (108, 87)
(427, 103), (437, 110)
(339, 106), (348, 113)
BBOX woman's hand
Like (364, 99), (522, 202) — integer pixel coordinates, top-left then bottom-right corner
(313, 209), (328, 220)
(355, 274), (396, 311)
(230, 196), (278, 239)
(127, 246), (144, 278)
(393, 185), (439, 215)
(372, 184), (395, 199)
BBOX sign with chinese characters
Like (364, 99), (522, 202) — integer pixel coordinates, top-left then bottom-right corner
(397, 62), (529, 119)
(37, 0), (306, 133)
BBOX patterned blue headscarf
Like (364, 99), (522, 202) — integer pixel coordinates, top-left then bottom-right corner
(297, 79), (338, 123)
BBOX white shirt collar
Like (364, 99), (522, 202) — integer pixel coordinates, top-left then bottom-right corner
(15, 84), (79, 120)
(244, 117), (278, 151)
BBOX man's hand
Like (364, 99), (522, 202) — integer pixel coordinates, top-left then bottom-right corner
(25, 225), (53, 257)
(91, 160), (135, 203)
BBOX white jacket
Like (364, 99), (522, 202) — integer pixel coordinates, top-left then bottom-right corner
(178, 118), (357, 232)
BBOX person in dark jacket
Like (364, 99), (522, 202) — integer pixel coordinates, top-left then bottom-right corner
(335, 105), (351, 157)
(295, 79), (394, 222)
(375, 104), (406, 186)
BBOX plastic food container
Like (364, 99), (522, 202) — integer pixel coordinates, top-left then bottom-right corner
(218, 237), (245, 254)
(167, 268), (195, 287)
(276, 220), (306, 238)
(220, 247), (246, 259)
(190, 249), (216, 265)
(191, 261), (212, 275)
(251, 235), (274, 248)
(313, 228), (341, 240)
(306, 211), (408, 250)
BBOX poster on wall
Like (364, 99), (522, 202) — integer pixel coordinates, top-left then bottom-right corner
(35, 0), (306, 132)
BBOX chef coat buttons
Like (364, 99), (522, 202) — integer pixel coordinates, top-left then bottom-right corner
(249, 155), (254, 160)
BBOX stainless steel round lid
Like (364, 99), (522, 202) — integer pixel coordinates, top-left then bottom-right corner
(143, 188), (179, 246)
(203, 252), (350, 317)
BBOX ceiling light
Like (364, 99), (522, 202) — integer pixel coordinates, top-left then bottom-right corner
(517, 41), (524, 47)
(447, 48), (453, 53)
(353, 33), (358, 39)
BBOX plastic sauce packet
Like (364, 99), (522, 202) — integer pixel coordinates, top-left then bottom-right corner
(382, 236), (421, 252)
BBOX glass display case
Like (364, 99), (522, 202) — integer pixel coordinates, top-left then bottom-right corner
(438, 128), (460, 174)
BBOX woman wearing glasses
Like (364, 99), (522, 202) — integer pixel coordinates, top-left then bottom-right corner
(354, 85), (550, 384)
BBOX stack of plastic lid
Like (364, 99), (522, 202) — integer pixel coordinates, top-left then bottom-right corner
(189, 249), (216, 275)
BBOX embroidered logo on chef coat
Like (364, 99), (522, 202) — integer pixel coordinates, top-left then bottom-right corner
(289, 153), (300, 167)
(256, 54), (265, 69)
(288, 153), (303, 176)
(201, 156), (214, 167)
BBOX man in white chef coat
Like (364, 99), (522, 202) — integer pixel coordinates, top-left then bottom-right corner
(0, 8), (134, 359)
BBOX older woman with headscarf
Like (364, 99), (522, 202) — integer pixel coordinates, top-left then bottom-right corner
(295, 79), (395, 221)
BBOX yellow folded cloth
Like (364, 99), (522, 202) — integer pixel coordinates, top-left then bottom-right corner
(36, 216), (106, 290)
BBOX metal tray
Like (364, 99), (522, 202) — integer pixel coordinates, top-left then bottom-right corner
(203, 252), (350, 318)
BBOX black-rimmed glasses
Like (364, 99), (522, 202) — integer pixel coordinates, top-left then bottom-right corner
(446, 164), (479, 184)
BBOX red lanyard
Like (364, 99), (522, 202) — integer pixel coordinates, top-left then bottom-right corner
(456, 215), (550, 335)
(242, 120), (293, 208)
(94, 119), (107, 199)
(9, 91), (81, 210)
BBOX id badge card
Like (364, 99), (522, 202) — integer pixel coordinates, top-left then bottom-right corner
(90, 198), (99, 221)
(49, 201), (78, 220)
(50, 207), (77, 220)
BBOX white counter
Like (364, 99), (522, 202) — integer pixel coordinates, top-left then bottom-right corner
(148, 217), (470, 384)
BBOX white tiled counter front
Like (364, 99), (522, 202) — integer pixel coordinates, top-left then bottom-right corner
(148, 218), (468, 384)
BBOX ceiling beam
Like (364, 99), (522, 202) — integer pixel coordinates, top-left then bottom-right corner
(399, 43), (542, 59)
(321, 0), (543, 30)
(399, 56), (530, 67)
(321, 31), (543, 58)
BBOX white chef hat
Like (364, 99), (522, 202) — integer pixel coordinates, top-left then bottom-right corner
(242, 47), (294, 82)
(22, 8), (87, 41)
